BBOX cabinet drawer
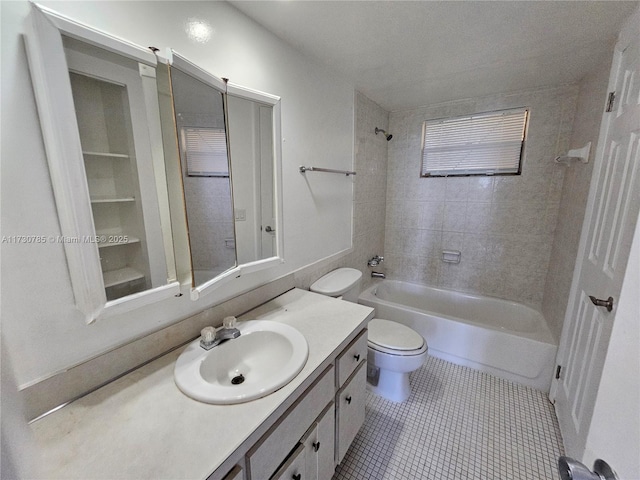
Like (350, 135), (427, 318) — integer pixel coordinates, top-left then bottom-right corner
(335, 362), (366, 464)
(221, 465), (245, 480)
(270, 443), (305, 480)
(247, 365), (334, 480)
(336, 329), (367, 388)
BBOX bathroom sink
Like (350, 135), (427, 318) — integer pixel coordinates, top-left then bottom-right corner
(174, 320), (309, 404)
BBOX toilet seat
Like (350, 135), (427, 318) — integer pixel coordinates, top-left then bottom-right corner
(367, 318), (427, 356)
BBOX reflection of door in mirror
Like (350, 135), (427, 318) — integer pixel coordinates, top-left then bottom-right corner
(64, 37), (169, 301)
(169, 67), (236, 287)
(227, 96), (275, 264)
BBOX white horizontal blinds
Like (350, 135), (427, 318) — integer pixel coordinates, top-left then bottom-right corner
(421, 107), (528, 176)
(184, 127), (229, 176)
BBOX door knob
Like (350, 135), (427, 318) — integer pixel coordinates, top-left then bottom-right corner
(265, 226), (274, 233)
(589, 296), (614, 312)
(558, 456), (619, 480)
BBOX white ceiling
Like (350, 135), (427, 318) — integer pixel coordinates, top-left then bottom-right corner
(230, 1), (638, 112)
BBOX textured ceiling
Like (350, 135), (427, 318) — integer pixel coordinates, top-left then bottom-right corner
(230, 1), (638, 111)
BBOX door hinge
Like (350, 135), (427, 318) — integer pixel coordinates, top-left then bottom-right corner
(555, 365), (562, 379)
(606, 91), (616, 112)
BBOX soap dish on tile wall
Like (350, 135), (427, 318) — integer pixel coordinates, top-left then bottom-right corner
(442, 250), (461, 264)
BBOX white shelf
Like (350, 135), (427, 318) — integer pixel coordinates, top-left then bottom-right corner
(83, 151), (130, 159)
(103, 267), (145, 288)
(98, 236), (140, 249)
(90, 196), (136, 204)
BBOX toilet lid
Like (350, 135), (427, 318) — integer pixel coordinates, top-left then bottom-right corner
(309, 268), (362, 297)
(368, 319), (425, 351)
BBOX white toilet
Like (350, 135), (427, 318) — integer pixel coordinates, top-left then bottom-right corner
(310, 268), (428, 402)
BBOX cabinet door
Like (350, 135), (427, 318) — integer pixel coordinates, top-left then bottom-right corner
(316, 402), (336, 480)
(300, 402), (335, 480)
(336, 362), (366, 464)
(300, 424), (318, 480)
(271, 443), (305, 480)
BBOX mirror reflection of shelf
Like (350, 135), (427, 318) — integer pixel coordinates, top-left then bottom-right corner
(83, 151), (130, 160)
(90, 196), (136, 204)
(103, 267), (145, 288)
(97, 236), (141, 249)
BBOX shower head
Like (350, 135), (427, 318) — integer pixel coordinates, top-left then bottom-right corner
(375, 127), (393, 141)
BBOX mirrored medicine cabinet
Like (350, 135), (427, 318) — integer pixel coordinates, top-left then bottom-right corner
(25, 4), (283, 321)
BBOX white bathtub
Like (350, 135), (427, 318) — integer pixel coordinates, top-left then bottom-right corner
(359, 280), (558, 392)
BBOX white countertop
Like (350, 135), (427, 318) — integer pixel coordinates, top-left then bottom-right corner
(30, 289), (374, 479)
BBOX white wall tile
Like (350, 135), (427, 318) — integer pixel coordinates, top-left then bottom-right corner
(386, 85), (579, 307)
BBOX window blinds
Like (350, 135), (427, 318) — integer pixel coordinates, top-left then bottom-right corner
(421, 107), (528, 177)
(183, 127), (229, 177)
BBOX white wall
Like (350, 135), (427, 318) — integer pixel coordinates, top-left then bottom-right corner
(0, 1), (354, 387)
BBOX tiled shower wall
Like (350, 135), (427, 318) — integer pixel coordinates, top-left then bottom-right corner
(385, 85), (578, 308)
(542, 57), (612, 339)
(294, 92), (389, 290)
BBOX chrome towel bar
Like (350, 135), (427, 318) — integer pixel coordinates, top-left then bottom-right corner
(299, 165), (356, 176)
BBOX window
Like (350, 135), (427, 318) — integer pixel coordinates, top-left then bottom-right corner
(182, 127), (229, 177)
(420, 107), (528, 177)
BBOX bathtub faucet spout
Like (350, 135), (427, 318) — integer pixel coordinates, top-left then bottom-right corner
(371, 272), (386, 279)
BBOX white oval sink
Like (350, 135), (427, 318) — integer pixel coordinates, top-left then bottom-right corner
(174, 321), (309, 404)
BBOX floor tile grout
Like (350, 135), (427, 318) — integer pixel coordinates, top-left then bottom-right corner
(333, 355), (564, 479)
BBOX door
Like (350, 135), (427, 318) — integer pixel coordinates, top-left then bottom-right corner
(550, 17), (640, 458)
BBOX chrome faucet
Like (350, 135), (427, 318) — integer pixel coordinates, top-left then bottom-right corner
(368, 255), (384, 267)
(200, 316), (241, 350)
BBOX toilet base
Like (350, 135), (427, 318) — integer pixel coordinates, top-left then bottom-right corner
(366, 369), (411, 402)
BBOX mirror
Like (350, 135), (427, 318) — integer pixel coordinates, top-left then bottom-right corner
(161, 52), (284, 298)
(167, 55), (237, 289)
(25, 4), (180, 322)
(227, 92), (276, 264)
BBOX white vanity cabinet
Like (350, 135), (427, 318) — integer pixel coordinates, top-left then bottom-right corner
(29, 290), (374, 480)
(242, 329), (367, 480)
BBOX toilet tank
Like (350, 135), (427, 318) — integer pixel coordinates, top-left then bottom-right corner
(309, 268), (363, 303)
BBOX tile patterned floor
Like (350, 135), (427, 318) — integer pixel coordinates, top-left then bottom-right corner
(334, 356), (564, 480)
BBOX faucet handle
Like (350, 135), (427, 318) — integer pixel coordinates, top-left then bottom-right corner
(223, 316), (237, 329)
(201, 326), (216, 344)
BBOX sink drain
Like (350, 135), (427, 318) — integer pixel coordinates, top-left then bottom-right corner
(231, 374), (245, 385)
